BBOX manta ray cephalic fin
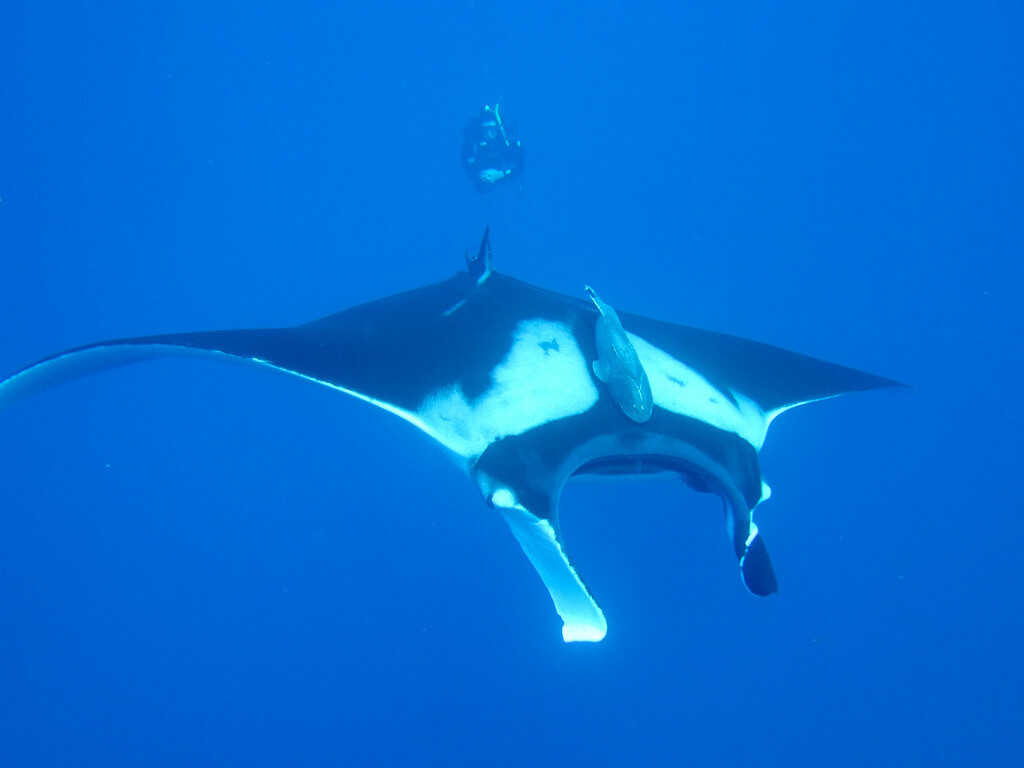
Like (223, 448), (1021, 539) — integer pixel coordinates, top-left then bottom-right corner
(490, 488), (607, 642)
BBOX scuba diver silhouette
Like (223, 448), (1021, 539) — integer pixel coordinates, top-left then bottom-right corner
(461, 104), (524, 193)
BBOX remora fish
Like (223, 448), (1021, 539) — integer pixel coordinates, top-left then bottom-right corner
(0, 229), (901, 642)
(585, 284), (654, 424)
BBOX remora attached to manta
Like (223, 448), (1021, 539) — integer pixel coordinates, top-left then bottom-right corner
(0, 229), (902, 642)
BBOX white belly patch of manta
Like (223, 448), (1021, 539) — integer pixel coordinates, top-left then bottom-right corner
(628, 333), (771, 450)
(416, 319), (599, 460)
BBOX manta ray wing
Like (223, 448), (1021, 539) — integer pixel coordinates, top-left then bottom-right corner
(0, 242), (903, 642)
(0, 273), (492, 440)
(618, 310), (903, 419)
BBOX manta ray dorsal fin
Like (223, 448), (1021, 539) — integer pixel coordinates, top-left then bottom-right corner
(490, 489), (607, 643)
(465, 226), (494, 284)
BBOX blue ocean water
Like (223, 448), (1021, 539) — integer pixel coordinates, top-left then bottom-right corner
(1, 2), (1021, 765)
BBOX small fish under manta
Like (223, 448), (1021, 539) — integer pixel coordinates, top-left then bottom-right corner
(0, 229), (903, 642)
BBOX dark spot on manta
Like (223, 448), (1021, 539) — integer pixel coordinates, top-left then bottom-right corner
(539, 338), (560, 355)
(709, 397), (719, 404)
(668, 376), (686, 387)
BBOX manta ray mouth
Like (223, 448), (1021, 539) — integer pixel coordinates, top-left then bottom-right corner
(574, 453), (698, 478)
(571, 454), (721, 497)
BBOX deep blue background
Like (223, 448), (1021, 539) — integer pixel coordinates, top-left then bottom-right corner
(1, 2), (1021, 766)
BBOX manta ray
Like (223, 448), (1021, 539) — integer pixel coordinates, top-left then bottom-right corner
(0, 229), (900, 642)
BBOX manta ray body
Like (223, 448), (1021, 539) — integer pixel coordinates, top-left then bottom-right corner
(0, 230), (900, 641)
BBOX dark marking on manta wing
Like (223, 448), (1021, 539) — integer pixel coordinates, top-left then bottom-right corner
(0, 233), (904, 643)
(539, 339), (560, 355)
